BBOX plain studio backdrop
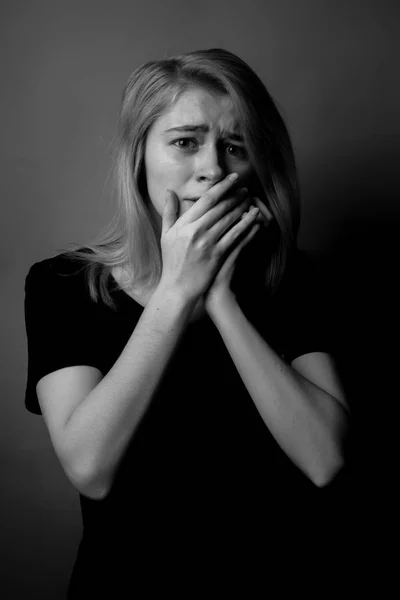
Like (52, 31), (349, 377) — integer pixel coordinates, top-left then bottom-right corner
(1, 0), (398, 597)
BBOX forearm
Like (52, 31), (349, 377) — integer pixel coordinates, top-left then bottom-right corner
(63, 284), (195, 499)
(208, 294), (348, 487)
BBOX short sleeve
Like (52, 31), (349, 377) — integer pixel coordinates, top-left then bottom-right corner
(24, 259), (104, 415)
(270, 251), (336, 365)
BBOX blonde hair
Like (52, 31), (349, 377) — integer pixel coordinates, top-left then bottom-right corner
(60, 48), (300, 310)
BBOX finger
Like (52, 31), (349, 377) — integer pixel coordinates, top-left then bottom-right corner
(181, 173), (241, 224)
(199, 187), (250, 243)
(227, 223), (260, 264)
(162, 189), (178, 234)
(248, 207), (267, 227)
(239, 202), (265, 227)
(219, 206), (259, 252)
(239, 222), (261, 247)
(240, 205), (264, 227)
(224, 213), (260, 256)
(253, 197), (273, 227)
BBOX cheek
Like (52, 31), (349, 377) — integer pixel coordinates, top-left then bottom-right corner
(146, 147), (187, 192)
(145, 154), (170, 199)
(227, 158), (252, 177)
(145, 152), (192, 217)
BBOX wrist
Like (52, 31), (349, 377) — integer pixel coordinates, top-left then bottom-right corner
(205, 288), (237, 316)
(156, 278), (199, 310)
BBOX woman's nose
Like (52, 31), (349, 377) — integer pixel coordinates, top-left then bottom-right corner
(196, 144), (225, 184)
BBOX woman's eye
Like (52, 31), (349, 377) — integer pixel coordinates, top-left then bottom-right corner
(171, 139), (247, 159)
(172, 138), (197, 150)
(226, 144), (247, 159)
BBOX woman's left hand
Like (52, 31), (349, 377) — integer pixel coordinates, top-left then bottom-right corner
(203, 197), (273, 312)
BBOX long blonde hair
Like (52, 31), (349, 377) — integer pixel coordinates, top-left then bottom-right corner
(60, 48), (300, 310)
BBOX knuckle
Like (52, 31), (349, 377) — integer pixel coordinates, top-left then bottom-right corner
(218, 198), (231, 213)
(197, 239), (210, 252)
(213, 247), (222, 261)
(190, 225), (202, 243)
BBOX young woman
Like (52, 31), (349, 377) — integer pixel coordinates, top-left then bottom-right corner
(24, 48), (349, 596)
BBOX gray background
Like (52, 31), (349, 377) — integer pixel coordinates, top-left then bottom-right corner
(1, 0), (399, 597)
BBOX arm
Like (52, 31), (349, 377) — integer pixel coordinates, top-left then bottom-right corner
(37, 283), (196, 500)
(206, 291), (349, 488)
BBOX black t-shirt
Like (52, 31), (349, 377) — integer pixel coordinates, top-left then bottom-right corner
(24, 248), (334, 595)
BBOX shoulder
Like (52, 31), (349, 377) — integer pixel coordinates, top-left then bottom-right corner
(26, 246), (90, 277)
(24, 247), (94, 303)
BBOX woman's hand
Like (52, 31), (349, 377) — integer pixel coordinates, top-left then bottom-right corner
(159, 174), (263, 303)
(202, 197), (273, 312)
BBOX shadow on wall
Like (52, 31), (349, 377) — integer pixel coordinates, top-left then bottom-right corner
(310, 142), (399, 551)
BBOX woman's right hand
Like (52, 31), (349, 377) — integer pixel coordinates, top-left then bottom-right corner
(159, 174), (260, 302)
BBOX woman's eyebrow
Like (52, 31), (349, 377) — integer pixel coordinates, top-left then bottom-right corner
(164, 124), (243, 142)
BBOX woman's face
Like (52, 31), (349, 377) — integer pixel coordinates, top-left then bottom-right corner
(144, 86), (255, 228)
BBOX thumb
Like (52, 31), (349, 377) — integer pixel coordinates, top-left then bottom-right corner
(162, 189), (179, 235)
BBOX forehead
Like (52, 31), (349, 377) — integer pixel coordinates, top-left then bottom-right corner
(156, 87), (240, 134)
